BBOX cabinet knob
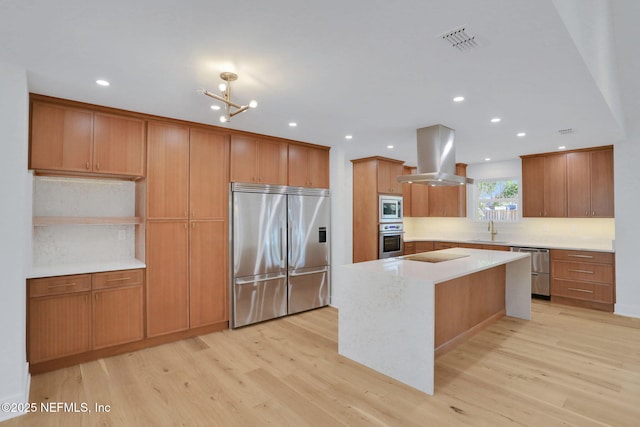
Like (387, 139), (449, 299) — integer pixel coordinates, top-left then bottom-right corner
(96, 163), (100, 171)
(85, 162), (90, 170)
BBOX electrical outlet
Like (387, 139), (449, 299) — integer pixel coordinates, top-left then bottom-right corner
(118, 230), (126, 241)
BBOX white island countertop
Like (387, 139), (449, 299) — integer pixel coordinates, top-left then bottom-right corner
(333, 248), (531, 396)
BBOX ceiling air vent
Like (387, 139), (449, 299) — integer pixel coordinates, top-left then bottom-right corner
(440, 26), (478, 51)
(558, 128), (574, 135)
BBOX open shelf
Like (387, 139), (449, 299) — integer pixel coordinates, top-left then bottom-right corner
(33, 216), (143, 226)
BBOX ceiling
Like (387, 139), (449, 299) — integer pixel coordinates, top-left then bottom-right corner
(0, 0), (627, 167)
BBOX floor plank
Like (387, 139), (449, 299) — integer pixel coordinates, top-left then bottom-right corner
(3, 300), (640, 426)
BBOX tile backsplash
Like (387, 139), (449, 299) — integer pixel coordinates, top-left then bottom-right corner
(32, 176), (137, 267)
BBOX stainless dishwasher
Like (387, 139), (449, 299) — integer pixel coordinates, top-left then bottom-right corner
(510, 247), (550, 299)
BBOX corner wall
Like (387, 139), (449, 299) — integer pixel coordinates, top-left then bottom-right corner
(0, 61), (31, 421)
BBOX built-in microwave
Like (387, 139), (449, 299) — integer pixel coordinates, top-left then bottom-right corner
(379, 195), (403, 223)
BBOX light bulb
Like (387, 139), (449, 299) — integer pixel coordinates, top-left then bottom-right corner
(249, 100), (258, 108)
(218, 83), (227, 92)
(219, 115), (228, 123)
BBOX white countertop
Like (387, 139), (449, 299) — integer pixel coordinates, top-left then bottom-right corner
(28, 259), (146, 279)
(344, 248), (530, 284)
(404, 236), (614, 252)
(335, 248), (531, 395)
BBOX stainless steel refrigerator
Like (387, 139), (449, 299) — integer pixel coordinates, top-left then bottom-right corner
(231, 183), (330, 328)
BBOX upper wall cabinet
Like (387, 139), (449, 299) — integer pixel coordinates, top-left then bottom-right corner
(230, 135), (288, 185)
(521, 146), (613, 218)
(377, 158), (404, 195)
(522, 154), (567, 217)
(30, 100), (145, 177)
(288, 144), (330, 188)
(567, 148), (614, 218)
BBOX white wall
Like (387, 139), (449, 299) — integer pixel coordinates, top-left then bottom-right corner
(611, 0), (640, 317)
(0, 62), (31, 421)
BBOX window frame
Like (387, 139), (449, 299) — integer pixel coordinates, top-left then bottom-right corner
(471, 177), (521, 222)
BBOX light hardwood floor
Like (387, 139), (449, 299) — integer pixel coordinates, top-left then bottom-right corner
(3, 300), (640, 426)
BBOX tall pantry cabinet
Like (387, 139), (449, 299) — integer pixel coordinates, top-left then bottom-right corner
(146, 122), (228, 337)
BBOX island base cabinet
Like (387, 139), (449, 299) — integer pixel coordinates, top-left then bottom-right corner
(434, 265), (506, 357)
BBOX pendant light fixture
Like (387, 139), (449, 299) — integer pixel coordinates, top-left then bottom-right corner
(200, 72), (257, 123)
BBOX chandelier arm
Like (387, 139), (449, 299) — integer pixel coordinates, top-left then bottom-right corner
(229, 105), (250, 117)
(202, 89), (244, 109)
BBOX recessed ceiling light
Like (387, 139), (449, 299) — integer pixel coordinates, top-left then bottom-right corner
(517, 132), (526, 137)
(210, 105), (221, 111)
(289, 122), (297, 127)
(345, 135), (353, 140)
(96, 79), (110, 86)
(558, 146), (566, 150)
(485, 158), (491, 161)
(490, 117), (501, 123)
(387, 145), (394, 149)
(453, 96), (465, 102)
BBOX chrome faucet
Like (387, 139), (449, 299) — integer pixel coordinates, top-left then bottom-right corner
(488, 220), (498, 241)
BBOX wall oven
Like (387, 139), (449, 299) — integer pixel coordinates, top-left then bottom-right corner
(379, 195), (403, 223)
(379, 223), (404, 259)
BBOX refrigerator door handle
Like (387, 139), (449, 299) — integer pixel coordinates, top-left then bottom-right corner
(289, 267), (329, 277)
(235, 274), (287, 285)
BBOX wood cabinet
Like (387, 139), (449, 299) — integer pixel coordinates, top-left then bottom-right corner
(189, 221), (228, 327)
(146, 125), (229, 336)
(230, 135), (288, 185)
(288, 144), (330, 188)
(434, 241), (458, 250)
(377, 159), (404, 194)
(428, 164), (467, 217)
(415, 241), (435, 253)
(28, 275), (92, 363)
(402, 166), (430, 217)
(147, 122), (190, 220)
(351, 156), (405, 262)
(146, 221), (190, 336)
(92, 269), (144, 349)
(521, 147), (615, 218)
(567, 148), (614, 218)
(551, 249), (615, 312)
(28, 269), (144, 363)
(30, 100), (145, 177)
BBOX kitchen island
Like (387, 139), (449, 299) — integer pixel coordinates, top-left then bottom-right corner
(333, 248), (531, 395)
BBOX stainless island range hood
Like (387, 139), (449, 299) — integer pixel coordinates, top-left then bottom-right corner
(397, 124), (473, 186)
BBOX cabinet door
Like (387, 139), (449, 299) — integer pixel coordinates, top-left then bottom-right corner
(522, 157), (545, 217)
(411, 184), (430, 216)
(189, 221), (228, 327)
(189, 128), (229, 220)
(146, 221), (189, 337)
(257, 139), (288, 185)
(93, 285), (144, 349)
(147, 122), (189, 219)
(93, 113), (145, 176)
(287, 144), (309, 187)
(567, 152), (591, 217)
(543, 155), (567, 217)
(377, 160), (403, 194)
(590, 149), (614, 217)
(30, 102), (93, 172)
(230, 135), (257, 183)
(429, 186), (459, 217)
(29, 293), (91, 363)
(307, 147), (330, 188)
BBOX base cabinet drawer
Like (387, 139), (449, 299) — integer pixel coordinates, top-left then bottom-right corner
(552, 260), (614, 284)
(551, 279), (613, 304)
(550, 249), (615, 312)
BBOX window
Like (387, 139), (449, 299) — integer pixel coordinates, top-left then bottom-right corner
(474, 178), (519, 221)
